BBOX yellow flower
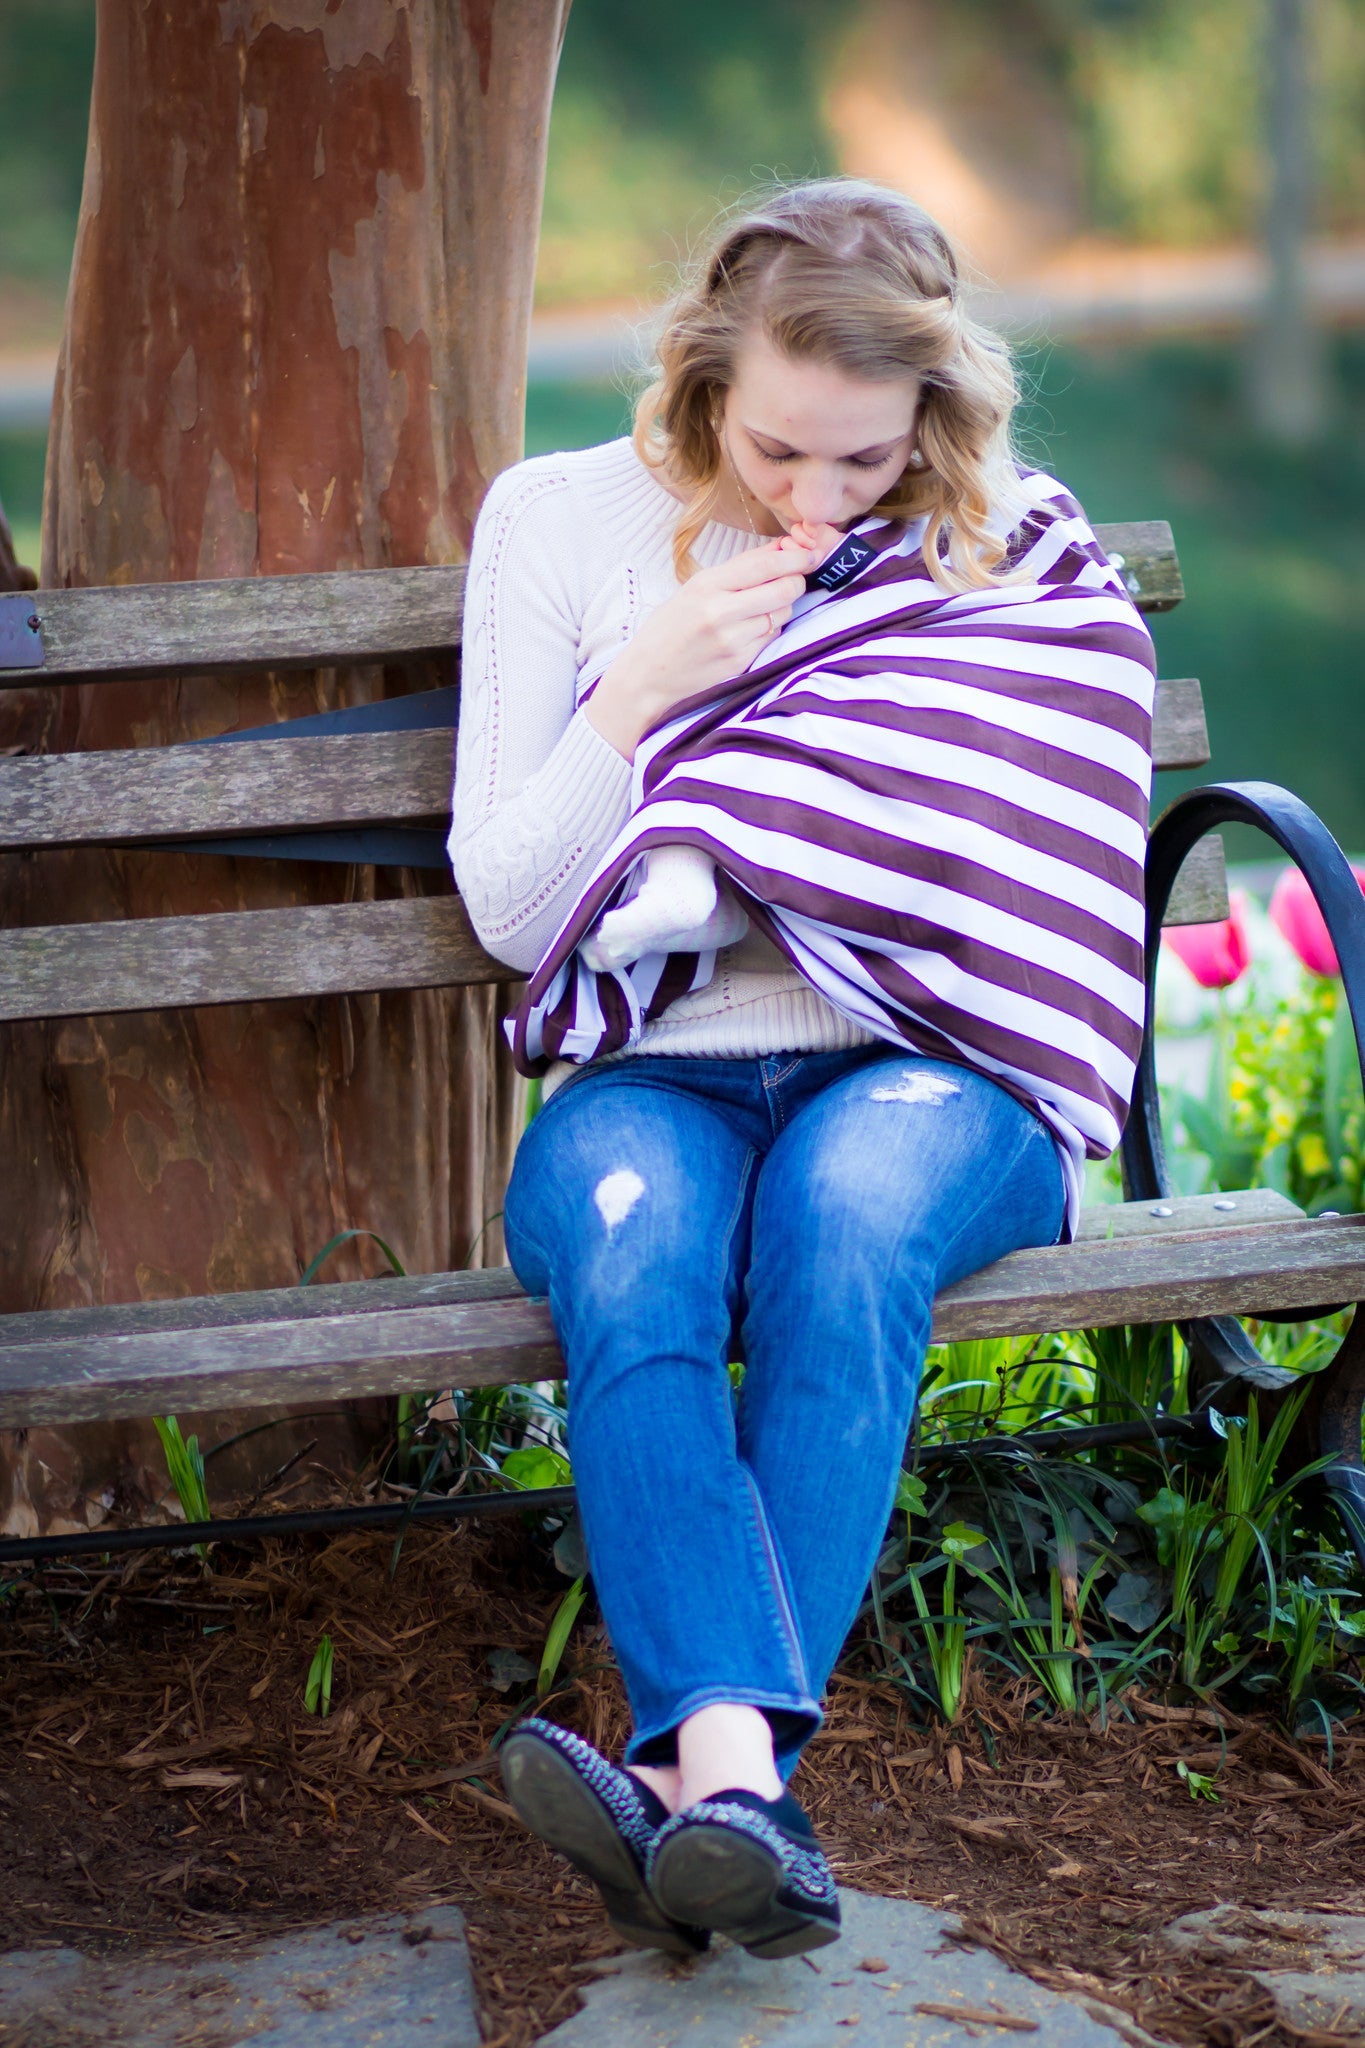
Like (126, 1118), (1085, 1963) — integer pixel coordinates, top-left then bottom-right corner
(1297, 1132), (1331, 1179)
(1228, 1076), (1251, 1101)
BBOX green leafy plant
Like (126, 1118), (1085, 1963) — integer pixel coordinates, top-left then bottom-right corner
(304, 1633), (335, 1716)
(501, 1444), (574, 1492)
(153, 1415), (210, 1559)
(898, 1522), (987, 1725)
(1176, 1758), (1220, 1801)
(1169, 975), (1364, 1214)
(539, 1577), (588, 1697)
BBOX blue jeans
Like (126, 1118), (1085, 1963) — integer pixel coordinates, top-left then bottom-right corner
(502, 1048), (1065, 1777)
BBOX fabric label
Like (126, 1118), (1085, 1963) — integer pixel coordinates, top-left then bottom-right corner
(805, 531), (876, 594)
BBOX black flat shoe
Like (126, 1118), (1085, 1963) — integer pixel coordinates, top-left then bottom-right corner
(499, 1718), (709, 1957)
(646, 1786), (841, 1960)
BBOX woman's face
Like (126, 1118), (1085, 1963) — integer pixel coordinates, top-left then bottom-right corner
(718, 332), (921, 535)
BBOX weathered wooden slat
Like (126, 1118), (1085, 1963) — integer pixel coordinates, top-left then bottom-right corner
(0, 564), (467, 687)
(0, 1188), (1301, 1355)
(933, 1213), (1365, 1342)
(0, 825), (1233, 1018)
(1151, 677), (1209, 772)
(0, 730), (452, 850)
(1161, 832), (1229, 927)
(0, 896), (513, 1021)
(0, 1210), (1358, 1428)
(1073, 1188), (1302, 1241)
(0, 1293), (562, 1428)
(0, 522), (1181, 689)
(0, 673), (1204, 852)
(0, 1267), (527, 1351)
(1093, 520), (1183, 613)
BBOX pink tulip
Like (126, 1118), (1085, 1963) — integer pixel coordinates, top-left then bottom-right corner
(1163, 888), (1252, 989)
(1269, 865), (1365, 977)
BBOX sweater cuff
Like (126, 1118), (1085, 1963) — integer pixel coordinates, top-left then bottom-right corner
(532, 704), (634, 843)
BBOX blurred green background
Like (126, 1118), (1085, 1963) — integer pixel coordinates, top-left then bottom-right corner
(1, 0), (1362, 852)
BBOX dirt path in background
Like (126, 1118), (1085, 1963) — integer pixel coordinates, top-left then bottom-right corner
(2, 1524), (1363, 2048)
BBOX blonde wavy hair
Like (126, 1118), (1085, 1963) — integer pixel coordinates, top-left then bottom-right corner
(633, 178), (1024, 593)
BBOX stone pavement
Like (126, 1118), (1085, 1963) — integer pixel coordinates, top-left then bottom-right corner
(1166, 1903), (1365, 2035)
(0, 1907), (479, 2048)
(541, 1888), (1157, 2047)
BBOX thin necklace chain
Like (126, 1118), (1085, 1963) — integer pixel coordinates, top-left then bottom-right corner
(719, 426), (762, 541)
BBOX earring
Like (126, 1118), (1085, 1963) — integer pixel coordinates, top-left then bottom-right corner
(909, 448), (927, 469)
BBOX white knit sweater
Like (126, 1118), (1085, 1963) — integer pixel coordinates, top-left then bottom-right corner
(449, 437), (873, 1060)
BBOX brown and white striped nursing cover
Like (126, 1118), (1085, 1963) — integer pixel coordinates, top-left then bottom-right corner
(508, 474), (1156, 1222)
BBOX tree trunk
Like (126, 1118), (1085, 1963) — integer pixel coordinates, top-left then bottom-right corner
(0, 0), (569, 1539)
(1248, 0), (1327, 445)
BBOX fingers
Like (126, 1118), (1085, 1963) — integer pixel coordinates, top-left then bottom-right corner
(724, 568), (808, 615)
(713, 539), (816, 591)
(787, 519), (844, 564)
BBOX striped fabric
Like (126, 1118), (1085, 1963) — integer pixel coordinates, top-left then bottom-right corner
(508, 474), (1157, 1230)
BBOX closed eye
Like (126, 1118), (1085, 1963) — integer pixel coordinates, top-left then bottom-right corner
(754, 447), (900, 471)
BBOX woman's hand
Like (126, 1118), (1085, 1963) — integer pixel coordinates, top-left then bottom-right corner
(585, 525), (843, 761)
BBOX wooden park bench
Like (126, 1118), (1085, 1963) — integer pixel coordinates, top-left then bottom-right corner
(2, 520), (1364, 1566)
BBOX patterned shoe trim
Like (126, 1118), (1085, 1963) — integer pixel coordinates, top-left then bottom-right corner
(647, 1789), (841, 1959)
(647, 1797), (838, 1911)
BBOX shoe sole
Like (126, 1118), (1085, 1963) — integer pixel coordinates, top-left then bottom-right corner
(499, 1734), (703, 1958)
(650, 1825), (841, 1960)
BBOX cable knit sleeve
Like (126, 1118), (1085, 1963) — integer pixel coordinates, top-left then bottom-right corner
(448, 462), (634, 974)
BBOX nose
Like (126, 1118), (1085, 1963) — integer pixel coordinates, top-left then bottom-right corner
(789, 467), (846, 525)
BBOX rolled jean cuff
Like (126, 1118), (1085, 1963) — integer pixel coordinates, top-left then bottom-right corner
(623, 1683), (824, 1772)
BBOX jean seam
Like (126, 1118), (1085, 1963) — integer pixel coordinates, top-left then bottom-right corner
(740, 1466), (811, 1699)
(716, 1142), (758, 1326)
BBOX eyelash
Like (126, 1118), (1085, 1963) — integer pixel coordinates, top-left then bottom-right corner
(755, 448), (896, 471)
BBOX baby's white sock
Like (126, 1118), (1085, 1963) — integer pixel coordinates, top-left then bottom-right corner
(581, 843), (749, 970)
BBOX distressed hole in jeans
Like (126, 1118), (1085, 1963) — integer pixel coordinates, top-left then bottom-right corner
(869, 1071), (961, 1106)
(594, 1167), (646, 1235)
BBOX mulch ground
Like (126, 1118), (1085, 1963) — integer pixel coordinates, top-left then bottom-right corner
(3, 1520), (1365, 2048)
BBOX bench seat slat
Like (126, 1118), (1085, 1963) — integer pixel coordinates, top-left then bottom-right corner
(0, 1201), (1353, 1430)
(0, 523), (1182, 690)
(0, 1191), (1305, 1351)
(0, 674), (1213, 855)
(0, 896), (514, 1020)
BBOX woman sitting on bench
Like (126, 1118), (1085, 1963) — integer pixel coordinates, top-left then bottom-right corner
(450, 178), (1155, 1960)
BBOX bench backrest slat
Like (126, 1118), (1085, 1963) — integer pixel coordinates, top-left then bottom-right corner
(0, 520), (1183, 689)
(1, 565), (464, 685)
(0, 729), (452, 849)
(0, 673), (1209, 854)
(0, 834), (1226, 1023)
(0, 897), (515, 1021)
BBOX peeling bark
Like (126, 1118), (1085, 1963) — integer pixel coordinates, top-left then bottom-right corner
(0, 0), (569, 1536)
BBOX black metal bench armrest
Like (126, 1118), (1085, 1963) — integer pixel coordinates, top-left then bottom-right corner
(1121, 783), (1365, 1562)
(1123, 779), (1365, 1207)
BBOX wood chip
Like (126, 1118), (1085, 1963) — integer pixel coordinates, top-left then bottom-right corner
(160, 1769), (243, 1791)
(914, 2002), (1039, 2032)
